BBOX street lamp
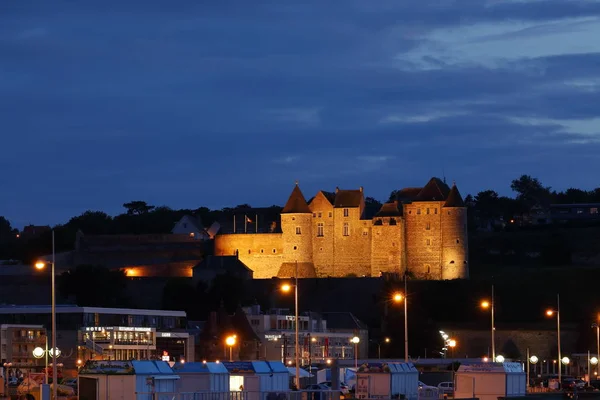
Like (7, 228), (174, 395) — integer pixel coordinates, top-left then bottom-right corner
(225, 335), (236, 361)
(351, 336), (360, 368)
(592, 321), (599, 377)
(393, 288), (408, 362)
(373, 337), (390, 359)
(281, 260), (299, 389)
(545, 294), (561, 383)
(480, 284), (496, 361)
(526, 349), (538, 389)
(32, 339), (61, 385)
(34, 229), (57, 400)
(495, 355), (505, 363)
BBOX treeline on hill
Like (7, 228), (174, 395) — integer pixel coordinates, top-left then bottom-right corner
(1, 175), (599, 265)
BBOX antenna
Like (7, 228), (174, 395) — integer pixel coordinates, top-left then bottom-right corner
(442, 167), (446, 184)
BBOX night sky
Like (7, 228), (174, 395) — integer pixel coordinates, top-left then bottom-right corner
(2, 1), (600, 228)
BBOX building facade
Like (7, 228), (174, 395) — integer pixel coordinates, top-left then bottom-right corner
(215, 177), (469, 280)
(0, 324), (47, 374)
(243, 306), (368, 364)
(0, 306), (193, 373)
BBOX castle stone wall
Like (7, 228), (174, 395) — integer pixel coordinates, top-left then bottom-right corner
(309, 194), (335, 277)
(404, 201), (445, 279)
(333, 207), (371, 276)
(441, 207), (469, 279)
(214, 233), (284, 278)
(370, 218), (403, 276)
(281, 213), (313, 265)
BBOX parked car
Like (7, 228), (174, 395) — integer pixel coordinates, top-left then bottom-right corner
(419, 381), (437, 390)
(438, 381), (454, 394)
(8, 377), (18, 386)
(320, 381), (350, 394)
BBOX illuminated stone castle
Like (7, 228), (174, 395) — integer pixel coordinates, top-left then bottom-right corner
(214, 177), (469, 280)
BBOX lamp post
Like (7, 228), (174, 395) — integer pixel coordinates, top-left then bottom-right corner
(34, 229), (57, 400)
(392, 288), (408, 362)
(351, 336), (360, 368)
(225, 335), (236, 361)
(592, 321), (600, 377)
(545, 294), (561, 384)
(527, 349), (538, 390)
(480, 285), (495, 361)
(281, 260), (299, 389)
(372, 337), (390, 359)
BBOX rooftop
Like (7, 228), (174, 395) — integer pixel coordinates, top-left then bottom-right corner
(0, 305), (186, 317)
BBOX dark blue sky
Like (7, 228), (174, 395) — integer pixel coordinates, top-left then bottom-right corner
(2, 1), (600, 228)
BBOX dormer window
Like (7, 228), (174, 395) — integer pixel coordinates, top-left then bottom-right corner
(343, 208), (349, 217)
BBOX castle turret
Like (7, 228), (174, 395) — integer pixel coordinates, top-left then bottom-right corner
(441, 183), (469, 279)
(278, 182), (316, 278)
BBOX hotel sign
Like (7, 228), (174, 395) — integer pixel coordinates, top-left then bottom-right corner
(85, 326), (152, 332)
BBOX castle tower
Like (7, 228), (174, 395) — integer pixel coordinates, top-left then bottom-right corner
(277, 182), (316, 278)
(441, 183), (469, 279)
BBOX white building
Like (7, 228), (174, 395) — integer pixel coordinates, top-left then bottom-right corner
(243, 306), (368, 365)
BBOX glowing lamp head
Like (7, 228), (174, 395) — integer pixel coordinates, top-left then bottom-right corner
(495, 355), (505, 363)
(351, 336), (360, 344)
(225, 336), (236, 346)
(546, 310), (554, 317)
(34, 262), (45, 270)
(281, 284), (292, 293)
(393, 293), (403, 303)
(326, 359), (332, 365)
(591, 357), (599, 365)
(287, 360), (292, 365)
(32, 347), (45, 359)
(384, 337), (391, 343)
(529, 355), (539, 364)
(448, 339), (456, 348)
(562, 357), (570, 365)
(180, 358), (185, 364)
(482, 357), (489, 362)
(481, 301), (490, 309)
(77, 359), (83, 365)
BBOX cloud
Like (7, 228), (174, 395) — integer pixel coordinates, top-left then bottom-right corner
(1, 0), (600, 226)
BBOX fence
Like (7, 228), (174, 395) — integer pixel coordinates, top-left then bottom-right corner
(133, 391), (345, 400)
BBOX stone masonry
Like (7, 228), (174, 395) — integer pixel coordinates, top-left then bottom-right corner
(214, 177), (469, 279)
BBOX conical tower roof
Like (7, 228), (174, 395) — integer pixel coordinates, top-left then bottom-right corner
(444, 182), (465, 207)
(282, 182), (311, 213)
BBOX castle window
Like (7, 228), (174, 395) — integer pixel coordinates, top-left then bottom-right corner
(426, 222), (430, 230)
(425, 264), (431, 274)
(417, 209), (421, 215)
(447, 211), (451, 215)
(426, 208), (430, 214)
(408, 210), (412, 214)
(248, 249), (251, 254)
(450, 260), (455, 264)
(434, 208), (438, 214)
(260, 249), (264, 253)
(313, 213), (316, 218)
(296, 226), (301, 235)
(273, 249), (276, 253)
(343, 222), (350, 236)
(456, 239), (460, 244)
(317, 223), (324, 237)
(293, 246), (297, 250)
(426, 239), (431, 246)
(292, 217), (296, 220)
(318, 212), (322, 218)
(362, 229), (368, 236)
(329, 212), (332, 218)
(343, 208), (349, 217)
(389, 218), (397, 225)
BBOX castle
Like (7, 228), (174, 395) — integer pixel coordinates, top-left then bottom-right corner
(214, 177), (469, 280)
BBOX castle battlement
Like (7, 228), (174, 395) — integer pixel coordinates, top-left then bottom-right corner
(214, 177), (469, 280)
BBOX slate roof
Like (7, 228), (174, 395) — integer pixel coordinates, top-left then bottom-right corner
(444, 183), (466, 207)
(282, 184), (311, 214)
(394, 188), (423, 203)
(192, 255), (252, 273)
(374, 202), (403, 217)
(334, 189), (363, 208)
(416, 177), (451, 201)
(307, 191), (336, 205)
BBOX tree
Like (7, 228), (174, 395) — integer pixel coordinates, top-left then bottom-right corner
(555, 188), (590, 204)
(365, 196), (382, 208)
(59, 265), (129, 307)
(0, 216), (17, 244)
(510, 175), (552, 210)
(162, 278), (196, 314)
(66, 211), (112, 234)
(123, 201), (155, 215)
(387, 190), (400, 203)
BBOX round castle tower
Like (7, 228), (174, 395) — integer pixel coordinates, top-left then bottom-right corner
(277, 182), (316, 278)
(441, 183), (469, 279)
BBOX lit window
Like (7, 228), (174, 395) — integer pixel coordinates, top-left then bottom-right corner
(329, 212), (332, 218)
(296, 227), (301, 235)
(417, 209), (421, 215)
(344, 208), (349, 217)
(318, 212), (322, 218)
(426, 208), (430, 214)
(343, 223), (350, 236)
(426, 223), (430, 230)
(313, 213), (316, 218)
(434, 208), (438, 214)
(317, 223), (324, 237)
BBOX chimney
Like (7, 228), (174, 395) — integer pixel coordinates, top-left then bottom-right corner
(359, 186), (363, 192)
(335, 187), (339, 193)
